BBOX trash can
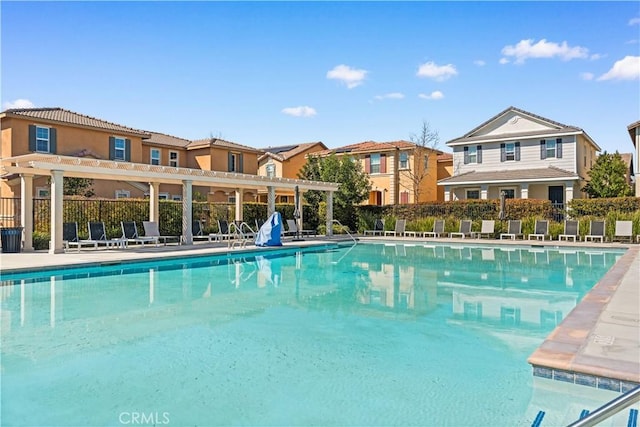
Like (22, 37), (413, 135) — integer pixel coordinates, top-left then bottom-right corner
(1, 227), (23, 253)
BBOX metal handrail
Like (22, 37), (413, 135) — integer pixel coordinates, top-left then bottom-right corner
(331, 219), (357, 243)
(566, 385), (640, 427)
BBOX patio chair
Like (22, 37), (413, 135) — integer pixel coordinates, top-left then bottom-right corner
(527, 219), (549, 241)
(450, 220), (473, 238)
(63, 222), (97, 251)
(384, 219), (406, 237)
(192, 220), (211, 241)
(584, 220), (606, 243)
(474, 220), (495, 239)
(424, 219), (446, 238)
(142, 221), (181, 245)
(613, 220), (633, 243)
(286, 219), (316, 237)
(500, 220), (523, 240)
(558, 220), (580, 242)
(121, 221), (159, 246)
(364, 219), (385, 236)
(208, 219), (235, 241)
(87, 221), (126, 249)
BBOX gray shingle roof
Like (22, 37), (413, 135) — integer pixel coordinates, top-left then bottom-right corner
(1, 107), (151, 137)
(438, 166), (579, 185)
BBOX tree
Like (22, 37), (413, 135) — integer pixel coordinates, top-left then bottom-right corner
(298, 153), (371, 228)
(63, 177), (95, 197)
(400, 121), (440, 204)
(582, 151), (633, 198)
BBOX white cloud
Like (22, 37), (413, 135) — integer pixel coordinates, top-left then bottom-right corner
(3, 98), (35, 110)
(626, 39), (639, 45)
(374, 92), (405, 100)
(499, 58), (510, 65)
(580, 72), (595, 81)
(474, 60), (486, 67)
(416, 61), (458, 81)
(590, 53), (605, 60)
(597, 56), (640, 81)
(326, 64), (368, 89)
(281, 106), (317, 117)
(501, 39), (589, 64)
(629, 17), (640, 26)
(418, 91), (444, 100)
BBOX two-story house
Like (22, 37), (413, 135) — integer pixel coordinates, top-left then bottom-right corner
(438, 106), (601, 208)
(628, 120), (640, 196)
(317, 140), (446, 205)
(257, 142), (328, 203)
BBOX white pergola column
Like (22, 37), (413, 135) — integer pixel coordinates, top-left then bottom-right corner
(296, 189), (304, 232)
(565, 181), (574, 206)
(149, 182), (160, 222)
(235, 188), (243, 223)
(521, 183), (529, 199)
(49, 170), (64, 254)
(325, 191), (334, 236)
(267, 186), (276, 217)
(480, 185), (488, 200)
(182, 180), (193, 245)
(20, 174), (34, 252)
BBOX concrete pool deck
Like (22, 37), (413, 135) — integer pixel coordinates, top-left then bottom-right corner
(1, 236), (638, 390)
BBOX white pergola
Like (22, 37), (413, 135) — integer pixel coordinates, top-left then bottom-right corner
(1, 153), (340, 253)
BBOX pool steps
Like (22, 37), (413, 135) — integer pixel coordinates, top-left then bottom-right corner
(531, 408), (637, 427)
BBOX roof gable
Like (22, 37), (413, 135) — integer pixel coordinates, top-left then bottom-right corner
(188, 138), (263, 153)
(259, 141), (327, 162)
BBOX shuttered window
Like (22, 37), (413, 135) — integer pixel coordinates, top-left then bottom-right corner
(109, 137), (131, 161)
(29, 125), (57, 153)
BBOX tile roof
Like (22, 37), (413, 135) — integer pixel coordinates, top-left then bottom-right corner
(316, 140), (423, 156)
(189, 137), (263, 153)
(0, 107), (151, 137)
(438, 153), (453, 162)
(259, 141), (327, 162)
(438, 166), (579, 185)
(144, 132), (192, 148)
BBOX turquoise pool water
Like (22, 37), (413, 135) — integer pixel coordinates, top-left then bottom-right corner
(0, 243), (628, 426)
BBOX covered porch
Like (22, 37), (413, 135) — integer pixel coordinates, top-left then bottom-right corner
(1, 153), (340, 254)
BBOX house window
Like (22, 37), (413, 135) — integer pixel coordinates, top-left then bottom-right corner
(266, 163), (275, 177)
(505, 143), (516, 161)
(400, 191), (409, 204)
(370, 154), (381, 174)
(468, 146), (477, 163)
(466, 189), (480, 200)
(546, 139), (556, 158)
(279, 195), (289, 203)
(501, 188), (515, 199)
(115, 190), (130, 199)
(36, 126), (50, 152)
(541, 138), (562, 159)
(114, 137), (126, 160)
(151, 149), (160, 165)
(169, 151), (178, 167)
(36, 187), (49, 198)
(172, 195), (182, 201)
(399, 152), (409, 169)
(158, 193), (169, 200)
(228, 195), (236, 203)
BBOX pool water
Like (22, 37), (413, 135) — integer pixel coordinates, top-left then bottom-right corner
(0, 243), (628, 426)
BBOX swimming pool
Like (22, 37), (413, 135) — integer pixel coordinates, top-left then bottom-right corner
(0, 243), (628, 425)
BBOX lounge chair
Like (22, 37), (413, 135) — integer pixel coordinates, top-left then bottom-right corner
(208, 219), (235, 241)
(584, 220), (606, 243)
(88, 221), (126, 249)
(384, 219), (406, 237)
(527, 219), (549, 241)
(142, 221), (181, 245)
(500, 220), (523, 240)
(286, 219), (316, 237)
(474, 220), (495, 239)
(613, 220), (633, 243)
(63, 222), (97, 251)
(364, 219), (385, 236)
(450, 220), (473, 238)
(424, 219), (446, 238)
(121, 221), (159, 246)
(558, 220), (580, 242)
(192, 220), (211, 241)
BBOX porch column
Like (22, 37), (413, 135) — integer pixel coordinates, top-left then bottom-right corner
(267, 186), (276, 217)
(521, 183), (529, 199)
(49, 170), (64, 254)
(297, 189), (304, 232)
(235, 189), (243, 223)
(444, 186), (451, 202)
(565, 181), (574, 205)
(480, 185), (488, 200)
(149, 182), (160, 222)
(325, 191), (334, 236)
(182, 180), (193, 245)
(20, 174), (34, 252)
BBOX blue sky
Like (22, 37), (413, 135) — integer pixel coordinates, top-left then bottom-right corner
(2, 1), (639, 154)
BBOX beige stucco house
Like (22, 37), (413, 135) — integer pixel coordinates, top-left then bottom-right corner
(438, 106), (601, 208)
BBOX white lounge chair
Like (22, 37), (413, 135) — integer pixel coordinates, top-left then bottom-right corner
(63, 222), (97, 251)
(142, 221), (180, 245)
(474, 220), (495, 239)
(121, 221), (159, 246)
(424, 219), (446, 238)
(558, 220), (580, 242)
(527, 220), (549, 241)
(88, 221), (126, 249)
(613, 220), (633, 243)
(500, 220), (523, 240)
(585, 220), (606, 243)
(384, 219), (406, 237)
(450, 220), (473, 238)
(364, 219), (385, 236)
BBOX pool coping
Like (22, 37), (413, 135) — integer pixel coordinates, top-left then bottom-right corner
(1, 236), (638, 391)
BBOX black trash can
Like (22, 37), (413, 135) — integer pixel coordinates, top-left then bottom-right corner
(1, 227), (23, 253)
